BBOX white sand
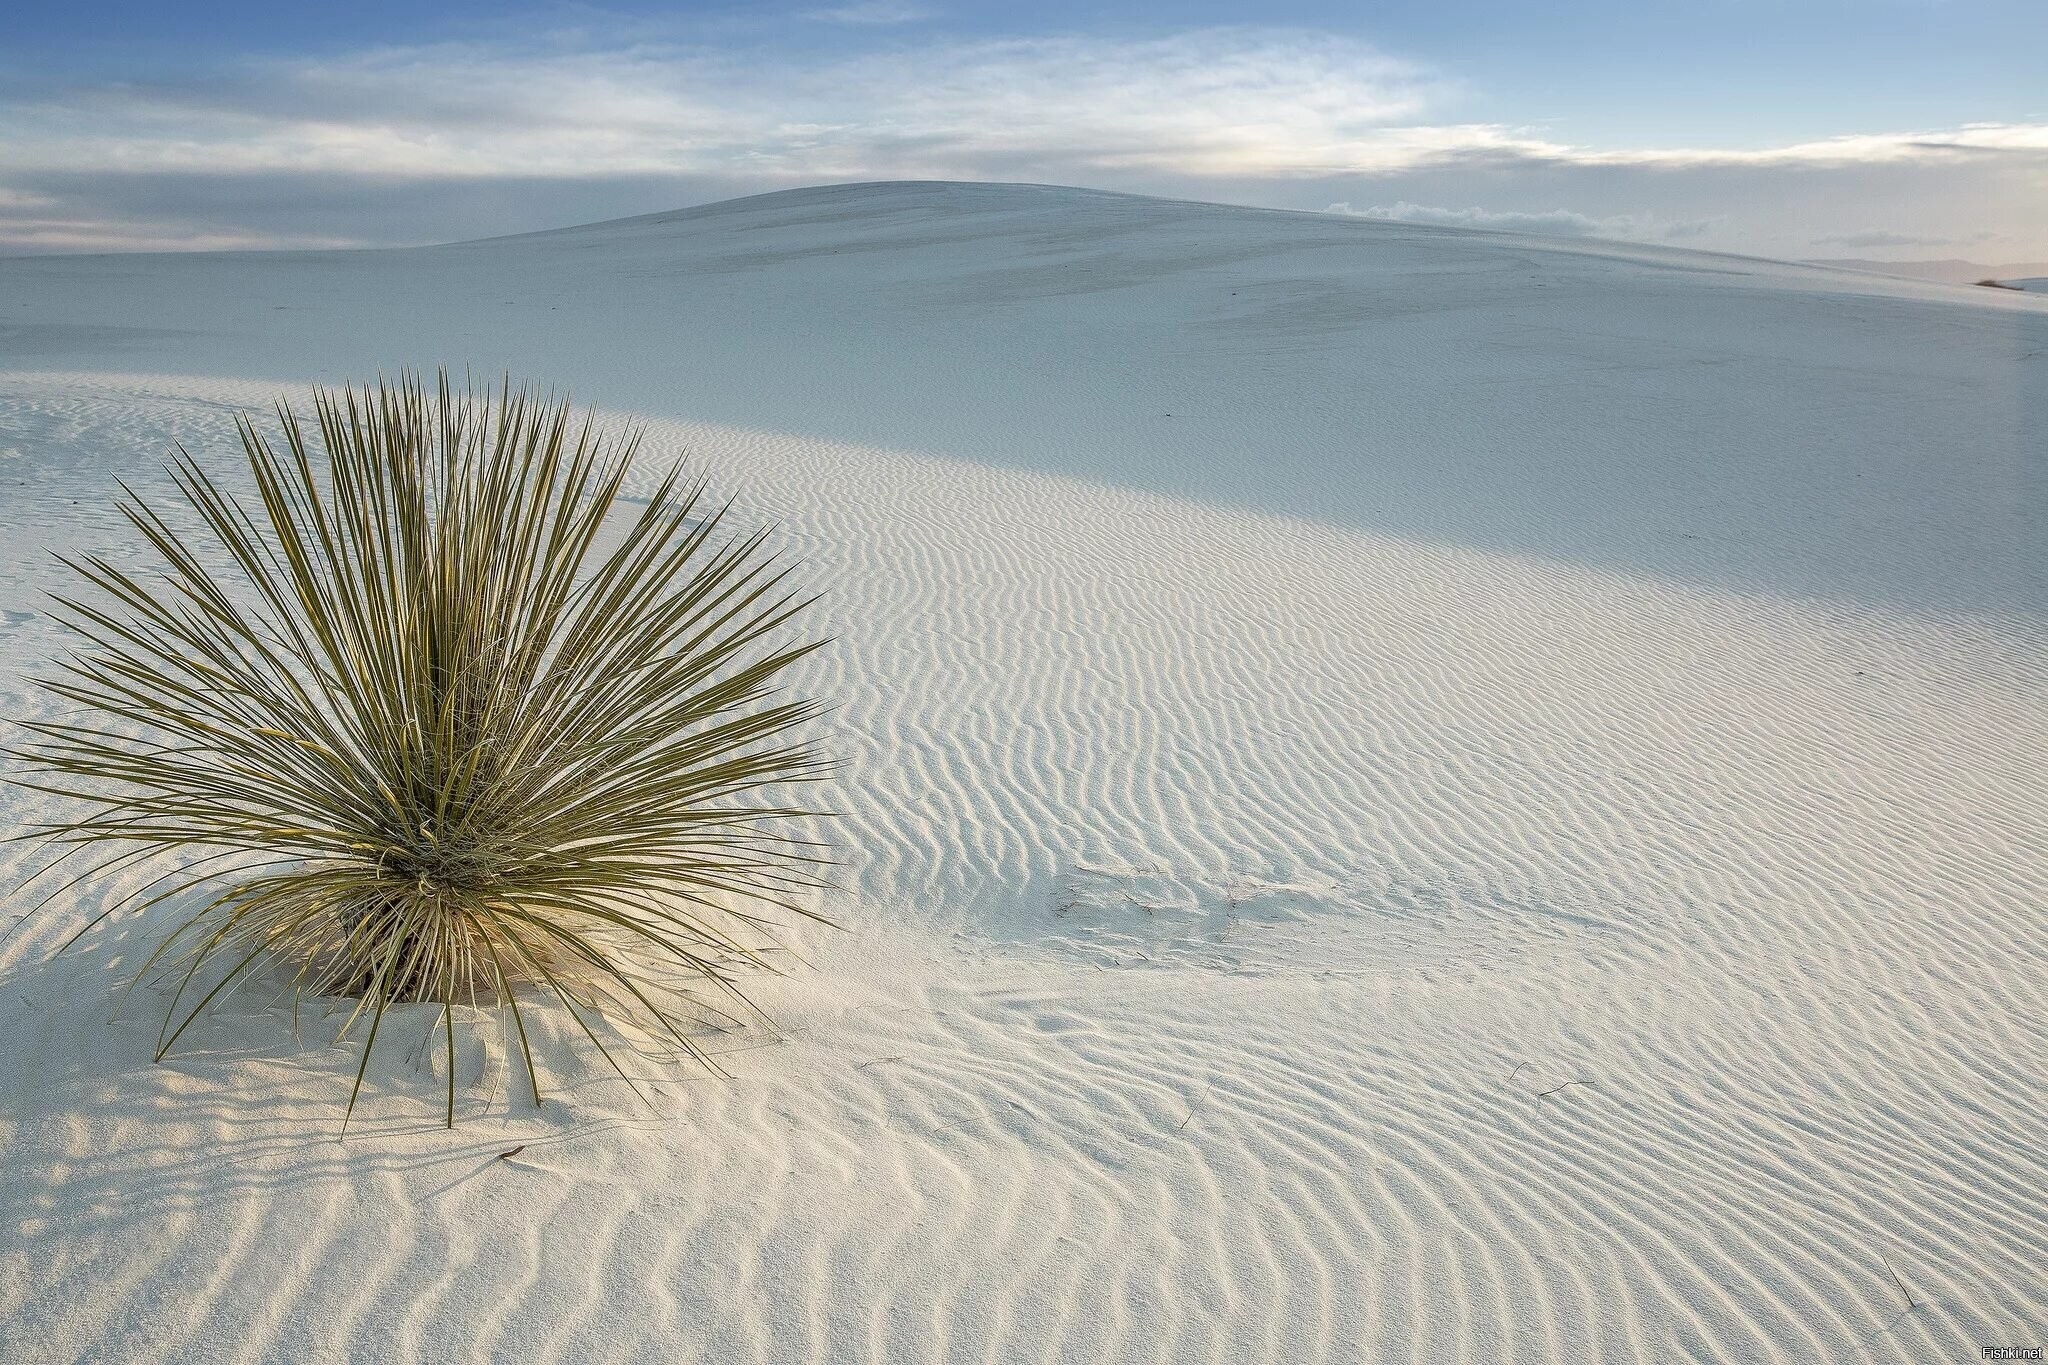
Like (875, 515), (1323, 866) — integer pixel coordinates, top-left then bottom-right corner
(0, 182), (2043, 1363)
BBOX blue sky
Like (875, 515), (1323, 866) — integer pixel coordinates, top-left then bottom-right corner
(4, 1), (2044, 258)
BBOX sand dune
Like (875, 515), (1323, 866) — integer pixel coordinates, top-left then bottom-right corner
(1, 184), (2043, 1363)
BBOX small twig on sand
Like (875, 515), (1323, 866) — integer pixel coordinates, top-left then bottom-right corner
(1878, 1253), (1920, 1312)
(1506, 1061), (1530, 1086)
(497, 1144), (526, 1162)
(1535, 1079), (1596, 1102)
(855, 1055), (907, 1071)
(1175, 1086), (1210, 1134)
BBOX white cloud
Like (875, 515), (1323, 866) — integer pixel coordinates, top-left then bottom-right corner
(1809, 230), (1954, 248)
(0, 26), (2042, 256)
(1325, 200), (1715, 243)
(804, 2), (934, 22)
(1327, 201), (1608, 235)
(3, 31), (2043, 188)
(0, 181), (364, 252)
(1579, 122), (2048, 168)
(0, 31), (1446, 182)
(0, 215), (363, 254)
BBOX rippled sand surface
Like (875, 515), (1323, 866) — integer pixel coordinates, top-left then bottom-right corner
(0, 183), (2042, 1363)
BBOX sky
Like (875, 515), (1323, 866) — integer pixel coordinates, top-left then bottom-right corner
(3, 0), (2044, 261)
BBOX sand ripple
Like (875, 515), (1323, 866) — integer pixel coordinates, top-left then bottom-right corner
(0, 234), (2042, 1365)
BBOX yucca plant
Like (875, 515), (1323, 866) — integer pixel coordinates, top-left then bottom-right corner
(9, 373), (833, 1127)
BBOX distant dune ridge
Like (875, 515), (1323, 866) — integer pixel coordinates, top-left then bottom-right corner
(0, 183), (2043, 1364)
(1803, 255), (2048, 285)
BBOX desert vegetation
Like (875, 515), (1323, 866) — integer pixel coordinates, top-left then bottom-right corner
(10, 374), (833, 1127)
